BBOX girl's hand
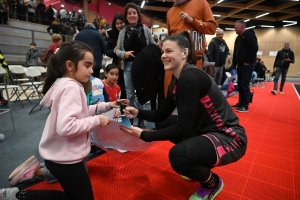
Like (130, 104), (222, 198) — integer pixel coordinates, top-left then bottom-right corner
(109, 99), (129, 109)
(98, 115), (110, 127)
(125, 51), (135, 58)
(120, 125), (143, 138)
(123, 106), (138, 119)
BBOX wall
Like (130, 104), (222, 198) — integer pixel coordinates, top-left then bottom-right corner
(206, 26), (300, 77)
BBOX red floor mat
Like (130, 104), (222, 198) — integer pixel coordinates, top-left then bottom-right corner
(27, 82), (300, 200)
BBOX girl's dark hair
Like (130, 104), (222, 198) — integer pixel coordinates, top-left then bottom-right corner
(124, 3), (142, 25)
(104, 63), (119, 79)
(43, 41), (93, 95)
(163, 31), (197, 65)
(111, 13), (125, 40)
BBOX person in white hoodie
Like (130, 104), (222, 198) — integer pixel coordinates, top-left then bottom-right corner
(0, 41), (128, 200)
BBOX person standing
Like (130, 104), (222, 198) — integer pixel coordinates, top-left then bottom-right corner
(0, 2), (9, 25)
(35, 0), (46, 24)
(27, 0), (36, 23)
(164, 0), (217, 96)
(231, 20), (258, 112)
(208, 29), (229, 86)
(271, 42), (295, 95)
(77, 10), (86, 31)
(25, 42), (39, 67)
(116, 3), (155, 128)
(75, 23), (106, 78)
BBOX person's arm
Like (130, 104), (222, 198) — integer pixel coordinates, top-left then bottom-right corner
(245, 32), (258, 64)
(189, 1), (217, 35)
(116, 29), (126, 59)
(32, 49), (40, 58)
(207, 41), (214, 62)
(273, 51), (279, 69)
(25, 50), (30, 63)
(290, 51), (295, 64)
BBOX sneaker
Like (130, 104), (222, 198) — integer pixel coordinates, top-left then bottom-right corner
(189, 178), (224, 200)
(8, 156), (36, 180)
(271, 90), (277, 95)
(236, 106), (249, 113)
(231, 103), (240, 108)
(10, 156), (41, 186)
(0, 187), (19, 200)
(280, 91), (284, 95)
(181, 175), (192, 181)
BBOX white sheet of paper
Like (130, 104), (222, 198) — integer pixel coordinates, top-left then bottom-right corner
(92, 119), (156, 152)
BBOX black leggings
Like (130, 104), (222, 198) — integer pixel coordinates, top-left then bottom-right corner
(156, 116), (217, 183)
(19, 160), (93, 200)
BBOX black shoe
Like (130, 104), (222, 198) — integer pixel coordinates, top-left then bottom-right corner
(231, 103), (240, 108)
(236, 106), (249, 112)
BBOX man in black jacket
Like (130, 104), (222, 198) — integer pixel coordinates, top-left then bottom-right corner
(75, 23), (105, 78)
(231, 20), (258, 112)
(208, 29), (229, 86)
(271, 42), (295, 95)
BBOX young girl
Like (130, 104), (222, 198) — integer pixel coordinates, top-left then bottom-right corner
(122, 31), (247, 200)
(102, 63), (121, 102)
(0, 41), (128, 200)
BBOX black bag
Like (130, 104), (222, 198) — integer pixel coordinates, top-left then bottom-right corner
(39, 49), (51, 63)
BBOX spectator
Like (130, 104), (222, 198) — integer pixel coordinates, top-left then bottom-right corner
(153, 34), (158, 43)
(59, 5), (67, 24)
(27, 0), (36, 23)
(52, 5), (57, 19)
(35, 0), (46, 24)
(0, 1), (9, 25)
(102, 63), (121, 102)
(208, 29), (230, 86)
(260, 60), (267, 80)
(75, 23), (106, 78)
(99, 15), (107, 29)
(71, 22), (79, 40)
(48, 33), (62, 54)
(231, 20), (258, 112)
(69, 8), (77, 24)
(271, 42), (295, 95)
(115, 3), (155, 128)
(105, 13), (126, 99)
(164, 0), (217, 96)
(16, 0), (27, 21)
(61, 22), (73, 42)
(7, 0), (17, 19)
(25, 42), (39, 67)
(254, 57), (262, 79)
(46, 4), (54, 24)
(77, 10), (86, 31)
(47, 18), (62, 35)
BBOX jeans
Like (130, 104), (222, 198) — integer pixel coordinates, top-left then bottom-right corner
(273, 67), (288, 91)
(237, 61), (255, 108)
(123, 61), (144, 109)
(213, 66), (223, 85)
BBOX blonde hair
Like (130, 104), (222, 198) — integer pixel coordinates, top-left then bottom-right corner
(52, 34), (62, 43)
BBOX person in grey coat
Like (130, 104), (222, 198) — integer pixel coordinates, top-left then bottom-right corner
(25, 43), (40, 67)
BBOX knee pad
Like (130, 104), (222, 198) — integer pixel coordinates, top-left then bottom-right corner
(169, 143), (193, 174)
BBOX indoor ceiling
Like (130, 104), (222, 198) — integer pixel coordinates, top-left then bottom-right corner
(105, 0), (300, 29)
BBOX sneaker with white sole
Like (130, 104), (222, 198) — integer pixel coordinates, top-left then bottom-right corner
(189, 178), (224, 200)
(0, 187), (19, 200)
(280, 91), (284, 94)
(10, 157), (41, 186)
(236, 106), (249, 112)
(8, 156), (36, 180)
(271, 90), (277, 95)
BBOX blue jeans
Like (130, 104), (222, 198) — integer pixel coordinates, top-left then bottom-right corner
(237, 62), (255, 108)
(273, 67), (288, 91)
(123, 61), (144, 109)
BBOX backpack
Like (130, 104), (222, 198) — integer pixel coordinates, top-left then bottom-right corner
(39, 49), (52, 63)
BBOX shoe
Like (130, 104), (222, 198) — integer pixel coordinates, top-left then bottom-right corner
(280, 91), (284, 95)
(9, 156), (41, 186)
(0, 187), (19, 200)
(0, 98), (8, 106)
(8, 156), (36, 180)
(236, 106), (248, 113)
(181, 175), (192, 181)
(231, 103), (240, 108)
(189, 178), (224, 200)
(271, 90), (277, 95)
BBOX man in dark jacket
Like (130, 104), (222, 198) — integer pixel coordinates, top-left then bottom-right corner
(208, 29), (229, 86)
(231, 20), (258, 112)
(75, 23), (105, 78)
(271, 42), (295, 95)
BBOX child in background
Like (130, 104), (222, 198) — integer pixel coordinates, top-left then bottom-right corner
(1, 41), (128, 200)
(25, 43), (40, 67)
(102, 63), (121, 102)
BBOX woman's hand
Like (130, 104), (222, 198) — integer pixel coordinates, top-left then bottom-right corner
(125, 51), (135, 58)
(120, 125), (143, 138)
(98, 115), (110, 127)
(123, 106), (138, 119)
